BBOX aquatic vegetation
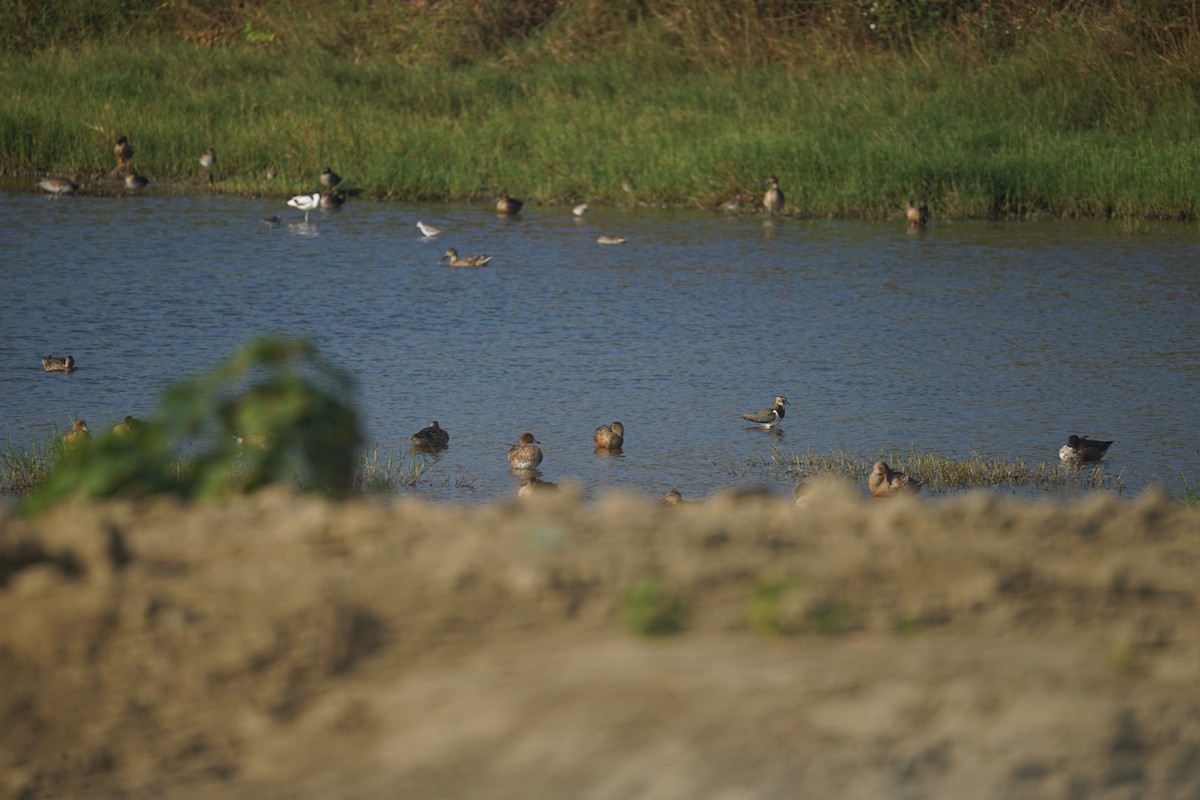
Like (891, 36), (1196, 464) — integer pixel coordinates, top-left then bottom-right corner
(768, 448), (1128, 495)
(1174, 473), (1200, 508)
(355, 446), (478, 494)
(0, 434), (64, 495)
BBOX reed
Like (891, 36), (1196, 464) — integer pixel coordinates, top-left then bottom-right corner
(774, 448), (1127, 495)
(355, 445), (477, 493)
(0, 435), (64, 495)
(1175, 472), (1200, 508)
(4, 2), (1200, 218)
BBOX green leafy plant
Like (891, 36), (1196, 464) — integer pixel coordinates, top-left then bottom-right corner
(747, 577), (807, 636)
(621, 579), (688, 637)
(26, 336), (362, 512)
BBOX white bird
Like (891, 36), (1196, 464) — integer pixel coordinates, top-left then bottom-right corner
(287, 192), (320, 223)
(416, 221), (441, 238)
(572, 203), (588, 217)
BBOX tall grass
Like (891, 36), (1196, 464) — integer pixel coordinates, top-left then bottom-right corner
(3, 2), (1200, 217)
(773, 448), (1128, 495)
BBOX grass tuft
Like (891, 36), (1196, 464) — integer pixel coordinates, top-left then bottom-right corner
(621, 578), (688, 637)
(771, 448), (1127, 495)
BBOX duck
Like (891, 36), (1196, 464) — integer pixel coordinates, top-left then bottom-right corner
(411, 420), (450, 449)
(287, 192), (321, 222)
(659, 490), (685, 506)
(572, 203), (588, 217)
(496, 195), (523, 214)
(113, 415), (164, 440)
(763, 175), (785, 215)
(794, 480), (810, 509)
(62, 419), (90, 445)
(37, 175), (79, 196)
(741, 395), (788, 429)
(266, 166), (278, 180)
(199, 148), (216, 182)
(1059, 435), (1115, 464)
(440, 248), (492, 267)
(320, 167), (341, 189)
(593, 421), (624, 450)
(907, 199), (929, 228)
(124, 171), (150, 190)
(41, 355), (75, 372)
(319, 191), (345, 209)
(114, 135), (133, 169)
(596, 235), (627, 245)
(868, 460), (925, 498)
(416, 221), (442, 238)
(518, 475), (558, 499)
(508, 432), (543, 470)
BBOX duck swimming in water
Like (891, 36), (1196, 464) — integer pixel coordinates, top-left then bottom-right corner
(1058, 435), (1114, 464)
(41, 355), (75, 372)
(593, 421), (625, 451)
(411, 420), (450, 449)
(440, 248), (492, 267)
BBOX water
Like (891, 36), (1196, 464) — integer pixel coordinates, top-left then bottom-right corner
(2, 188), (1198, 503)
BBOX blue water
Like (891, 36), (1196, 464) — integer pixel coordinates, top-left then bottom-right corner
(2, 188), (1198, 503)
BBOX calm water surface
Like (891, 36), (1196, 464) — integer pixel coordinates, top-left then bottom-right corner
(2, 189), (1198, 503)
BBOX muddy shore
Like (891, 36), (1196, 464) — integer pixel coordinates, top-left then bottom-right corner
(2, 483), (1198, 799)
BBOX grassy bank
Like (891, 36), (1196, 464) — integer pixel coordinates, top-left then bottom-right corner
(3, 1), (1200, 217)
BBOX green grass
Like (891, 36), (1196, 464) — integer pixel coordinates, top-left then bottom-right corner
(1174, 472), (1200, 508)
(747, 577), (806, 636)
(621, 578), (688, 637)
(0, 434), (66, 495)
(4, 2), (1200, 218)
(770, 448), (1128, 495)
(1, 435), (470, 498)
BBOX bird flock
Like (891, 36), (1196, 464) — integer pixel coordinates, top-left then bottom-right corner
(33, 152), (1114, 499)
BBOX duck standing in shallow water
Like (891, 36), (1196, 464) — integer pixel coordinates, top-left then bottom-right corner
(496, 195), (523, 214)
(37, 176), (78, 196)
(741, 396), (788, 429)
(41, 355), (75, 372)
(124, 171), (150, 190)
(508, 432), (543, 470)
(868, 460), (925, 498)
(594, 421), (624, 451)
(411, 420), (450, 449)
(907, 199), (929, 227)
(62, 419), (90, 445)
(763, 175), (784, 215)
(440, 248), (492, 267)
(1059, 435), (1114, 464)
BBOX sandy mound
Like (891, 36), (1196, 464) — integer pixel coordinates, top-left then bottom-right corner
(2, 483), (1198, 799)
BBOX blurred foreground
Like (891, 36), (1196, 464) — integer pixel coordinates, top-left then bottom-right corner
(2, 483), (1198, 799)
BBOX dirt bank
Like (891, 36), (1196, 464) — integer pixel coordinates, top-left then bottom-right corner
(2, 483), (1198, 799)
